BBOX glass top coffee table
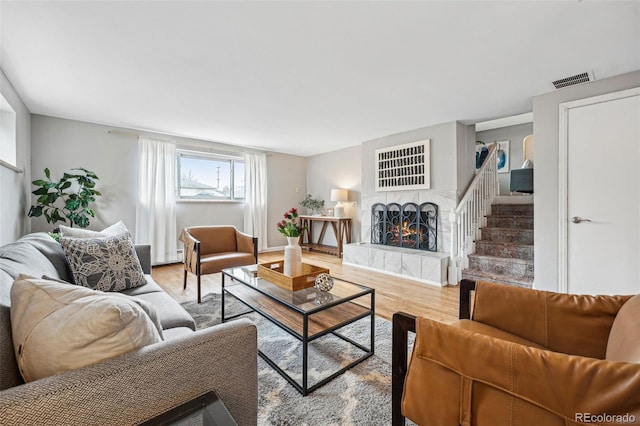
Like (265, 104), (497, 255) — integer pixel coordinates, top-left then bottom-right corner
(221, 265), (375, 396)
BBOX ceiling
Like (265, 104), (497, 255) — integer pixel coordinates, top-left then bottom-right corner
(1, 1), (638, 157)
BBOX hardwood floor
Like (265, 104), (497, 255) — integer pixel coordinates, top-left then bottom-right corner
(152, 250), (459, 323)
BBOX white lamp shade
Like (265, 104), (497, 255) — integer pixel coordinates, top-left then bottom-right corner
(330, 188), (348, 202)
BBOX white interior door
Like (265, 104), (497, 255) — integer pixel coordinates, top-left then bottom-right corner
(561, 88), (640, 295)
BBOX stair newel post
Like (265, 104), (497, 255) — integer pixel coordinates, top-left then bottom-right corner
(448, 210), (459, 285)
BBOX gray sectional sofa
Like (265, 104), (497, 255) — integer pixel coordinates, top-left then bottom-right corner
(0, 232), (257, 425)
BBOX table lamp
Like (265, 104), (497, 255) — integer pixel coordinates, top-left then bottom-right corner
(330, 188), (348, 218)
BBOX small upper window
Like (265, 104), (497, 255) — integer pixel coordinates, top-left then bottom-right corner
(0, 93), (17, 168)
(177, 150), (244, 200)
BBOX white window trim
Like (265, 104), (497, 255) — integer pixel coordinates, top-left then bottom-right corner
(0, 159), (22, 173)
(0, 93), (17, 170)
(176, 149), (244, 202)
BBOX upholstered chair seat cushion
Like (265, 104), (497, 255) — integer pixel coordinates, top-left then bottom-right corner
(199, 252), (258, 275)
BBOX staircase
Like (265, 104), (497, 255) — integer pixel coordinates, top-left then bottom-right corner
(461, 203), (534, 288)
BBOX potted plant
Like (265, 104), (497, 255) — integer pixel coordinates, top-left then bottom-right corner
(28, 167), (102, 228)
(299, 194), (325, 215)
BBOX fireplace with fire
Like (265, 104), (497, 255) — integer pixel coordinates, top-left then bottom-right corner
(371, 202), (438, 251)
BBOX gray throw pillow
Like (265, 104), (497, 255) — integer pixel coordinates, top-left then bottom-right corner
(60, 233), (147, 292)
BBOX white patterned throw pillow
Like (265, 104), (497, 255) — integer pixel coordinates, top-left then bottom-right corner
(60, 233), (147, 291)
(59, 220), (129, 238)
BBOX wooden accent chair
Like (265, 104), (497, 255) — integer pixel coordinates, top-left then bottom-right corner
(392, 280), (640, 425)
(179, 226), (258, 303)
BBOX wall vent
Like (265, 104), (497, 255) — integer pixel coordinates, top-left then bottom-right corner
(552, 71), (594, 89)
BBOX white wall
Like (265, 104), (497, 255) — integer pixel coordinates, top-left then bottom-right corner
(457, 122), (477, 196)
(0, 69), (31, 245)
(266, 152), (307, 248)
(476, 122), (533, 195)
(306, 145), (362, 245)
(533, 70), (640, 291)
(30, 116), (139, 234)
(30, 115), (307, 251)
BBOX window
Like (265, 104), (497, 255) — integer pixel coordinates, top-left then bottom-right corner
(0, 93), (17, 168)
(177, 150), (244, 200)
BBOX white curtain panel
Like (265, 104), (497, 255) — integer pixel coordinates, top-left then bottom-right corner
(135, 136), (178, 264)
(244, 152), (268, 251)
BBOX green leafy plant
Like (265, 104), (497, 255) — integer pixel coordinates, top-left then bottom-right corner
(299, 194), (324, 214)
(28, 167), (102, 228)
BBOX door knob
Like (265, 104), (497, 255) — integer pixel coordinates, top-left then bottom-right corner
(572, 216), (592, 224)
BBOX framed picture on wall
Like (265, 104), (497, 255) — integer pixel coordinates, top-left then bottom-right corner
(496, 140), (510, 174)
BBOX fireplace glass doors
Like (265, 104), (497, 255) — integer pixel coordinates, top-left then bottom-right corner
(371, 202), (438, 251)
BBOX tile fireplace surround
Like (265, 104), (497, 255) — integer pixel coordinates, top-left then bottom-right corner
(343, 243), (449, 286)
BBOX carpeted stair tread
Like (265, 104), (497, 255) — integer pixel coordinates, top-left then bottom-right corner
(480, 226), (534, 233)
(485, 215), (534, 229)
(467, 254), (534, 278)
(461, 269), (534, 288)
(491, 204), (533, 217)
(479, 227), (534, 244)
(467, 254), (533, 265)
(474, 241), (534, 260)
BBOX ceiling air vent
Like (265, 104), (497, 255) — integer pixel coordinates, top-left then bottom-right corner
(552, 71), (594, 89)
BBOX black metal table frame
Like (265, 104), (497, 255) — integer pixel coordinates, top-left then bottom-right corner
(221, 269), (375, 396)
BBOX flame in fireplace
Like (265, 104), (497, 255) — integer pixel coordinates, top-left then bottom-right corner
(390, 220), (423, 246)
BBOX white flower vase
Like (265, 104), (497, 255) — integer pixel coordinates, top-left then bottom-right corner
(284, 236), (303, 277)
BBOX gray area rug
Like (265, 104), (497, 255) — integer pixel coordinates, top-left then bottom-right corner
(182, 293), (408, 426)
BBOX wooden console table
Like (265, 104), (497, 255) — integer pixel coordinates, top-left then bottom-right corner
(299, 215), (352, 257)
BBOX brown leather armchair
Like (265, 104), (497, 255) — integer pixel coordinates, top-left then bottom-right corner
(392, 280), (640, 425)
(179, 226), (258, 303)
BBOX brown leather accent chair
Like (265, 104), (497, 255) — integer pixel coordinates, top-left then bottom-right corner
(392, 280), (640, 426)
(179, 226), (258, 303)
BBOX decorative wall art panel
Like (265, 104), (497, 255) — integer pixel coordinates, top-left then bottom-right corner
(375, 140), (430, 192)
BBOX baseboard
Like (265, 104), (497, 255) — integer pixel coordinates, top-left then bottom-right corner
(260, 246), (285, 253)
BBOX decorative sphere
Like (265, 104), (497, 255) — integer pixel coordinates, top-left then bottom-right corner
(315, 273), (334, 292)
